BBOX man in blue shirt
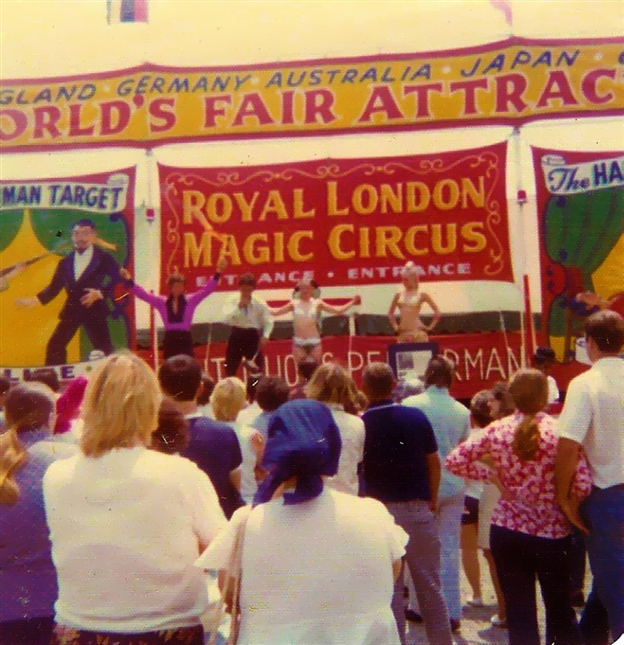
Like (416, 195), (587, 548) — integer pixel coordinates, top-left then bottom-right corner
(361, 362), (453, 645)
(403, 356), (470, 631)
(158, 355), (244, 519)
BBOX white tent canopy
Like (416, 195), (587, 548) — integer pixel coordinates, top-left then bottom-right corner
(1, 0), (622, 327)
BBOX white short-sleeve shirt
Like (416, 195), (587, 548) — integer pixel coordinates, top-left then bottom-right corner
(325, 404), (365, 496)
(43, 447), (226, 632)
(196, 488), (407, 645)
(557, 357), (624, 489)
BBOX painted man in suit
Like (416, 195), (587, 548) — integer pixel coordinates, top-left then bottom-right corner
(16, 219), (120, 365)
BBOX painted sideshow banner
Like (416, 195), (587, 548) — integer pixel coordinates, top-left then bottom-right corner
(0, 169), (135, 379)
(160, 142), (512, 291)
(1, 38), (622, 151)
(532, 147), (624, 362)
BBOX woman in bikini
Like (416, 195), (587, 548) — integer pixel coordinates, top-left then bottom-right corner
(269, 278), (361, 363)
(388, 261), (441, 343)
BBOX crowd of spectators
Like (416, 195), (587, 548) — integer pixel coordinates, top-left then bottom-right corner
(1, 309), (622, 645)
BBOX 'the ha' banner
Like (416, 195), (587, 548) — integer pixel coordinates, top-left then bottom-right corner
(0, 169), (136, 371)
(159, 142), (513, 291)
(532, 147), (624, 362)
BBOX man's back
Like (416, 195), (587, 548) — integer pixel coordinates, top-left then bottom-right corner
(183, 415), (244, 518)
(558, 357), (624, 489)
(362, 401), (437, 503)
(404, 387), (470, 498)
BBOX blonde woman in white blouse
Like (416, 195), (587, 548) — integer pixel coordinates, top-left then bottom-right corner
(43, 353), (226, 645)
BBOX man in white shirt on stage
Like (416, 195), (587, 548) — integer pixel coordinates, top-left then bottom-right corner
(222, 273), (273, 377)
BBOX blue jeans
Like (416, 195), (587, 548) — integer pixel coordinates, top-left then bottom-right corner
(436, 493), (464, 621)
(582, 484), (624, 642)
(580, 586), (610, 645)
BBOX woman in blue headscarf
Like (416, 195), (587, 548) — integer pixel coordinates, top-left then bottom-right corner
(196, 399), (407, 645)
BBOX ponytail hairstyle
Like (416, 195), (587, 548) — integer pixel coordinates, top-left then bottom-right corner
(0, 382), (55, 504)
(508, 369), (549, 462)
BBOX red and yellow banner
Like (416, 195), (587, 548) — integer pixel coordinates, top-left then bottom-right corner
(1, 37), (622, 151)
(532, 146), (624, 362)
(160, 143), (513, 290)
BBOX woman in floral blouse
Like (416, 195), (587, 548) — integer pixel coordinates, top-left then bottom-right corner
(445, 369), (592, 645)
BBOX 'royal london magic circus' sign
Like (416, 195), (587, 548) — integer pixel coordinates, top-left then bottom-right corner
(159, 143), (513, 290)
(1, 37), (623, 151)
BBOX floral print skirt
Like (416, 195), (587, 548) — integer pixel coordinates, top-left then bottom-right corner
(51, 624), (204, 645)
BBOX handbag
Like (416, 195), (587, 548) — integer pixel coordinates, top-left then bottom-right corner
(207, 511), (249, 645)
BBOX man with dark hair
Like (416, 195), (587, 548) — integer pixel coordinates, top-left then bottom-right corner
(360, 362), (452, 645)
(288, 356), (320, 401)
(532, 346), (560, 405)
(158, 354), (202, 402)
(222, 273), (273, 377)
(250, 375), (290, 439)
(402, 355), (470, 632)
(25, 368), (61, 394)
(158, 355), (244, 519)
(555, 310), (624, 643)
(16, 219), (120, 365)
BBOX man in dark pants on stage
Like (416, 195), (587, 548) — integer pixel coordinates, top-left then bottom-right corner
(16, 219), (120, 365)
(222, 273), (273, 377)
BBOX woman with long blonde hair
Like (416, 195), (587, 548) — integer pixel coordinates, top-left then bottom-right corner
(305, 362), (364, 495)
(0, 382), (75, 645)
(42, 353), (226, 645)
(446, 369), (592, 645)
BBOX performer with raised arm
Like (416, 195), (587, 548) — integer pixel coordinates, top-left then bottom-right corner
(120, 256), (227, 359)
(269, 277), (361, 363)
(388, 261), (441, 343)
(222, 273), (274, 377)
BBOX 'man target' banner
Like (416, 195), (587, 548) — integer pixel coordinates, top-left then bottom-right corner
(160, 142), (513, 291)
(0, 169), (135, 370)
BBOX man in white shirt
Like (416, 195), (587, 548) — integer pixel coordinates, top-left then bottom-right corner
(15, 219), (120, 365)
(222, 272), (273, 376)
(555, 310), (624, 643)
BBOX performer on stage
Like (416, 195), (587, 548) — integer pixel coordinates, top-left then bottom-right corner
(388, 261), (441, 343)
(269, 277), (361, 363)
(15, 219), (120, 366)
(222, 273), (273, 376)
(120, 256), (227, 360)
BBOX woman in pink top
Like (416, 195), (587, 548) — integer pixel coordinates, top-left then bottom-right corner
(120, 257), (226, 359)
(446, 369), (592, 645)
